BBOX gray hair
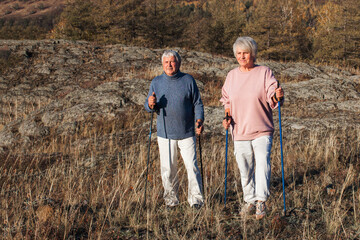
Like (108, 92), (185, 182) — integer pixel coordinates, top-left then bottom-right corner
(233, 36), (258, 62)
(162, 50), (181, 64)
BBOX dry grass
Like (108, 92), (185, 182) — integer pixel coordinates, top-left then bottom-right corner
(1, 112), (359, 239)
(0, 123), (359, 239)
(0, 53), (24, 74)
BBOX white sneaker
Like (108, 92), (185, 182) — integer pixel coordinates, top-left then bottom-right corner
(256, 201), (266, 220)
(240, 202), (255, 216)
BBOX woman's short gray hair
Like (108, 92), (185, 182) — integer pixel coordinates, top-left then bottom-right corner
(162, 50), (181, 64)
(233, 36), (258, 62)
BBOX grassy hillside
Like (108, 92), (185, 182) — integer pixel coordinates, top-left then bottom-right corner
(0, 0), (64, 19)
(0, 0), (64, 39)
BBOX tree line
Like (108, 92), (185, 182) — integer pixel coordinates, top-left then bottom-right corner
(2, 0), (360, 67)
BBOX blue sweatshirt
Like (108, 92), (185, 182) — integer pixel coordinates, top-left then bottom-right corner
(144, 71), (204, 140)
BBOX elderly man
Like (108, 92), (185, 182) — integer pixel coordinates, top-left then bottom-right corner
(144, 50), (204, 209)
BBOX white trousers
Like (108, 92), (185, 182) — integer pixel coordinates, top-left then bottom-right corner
(234, 135), (272, 204)
(157, 136), (204, 207)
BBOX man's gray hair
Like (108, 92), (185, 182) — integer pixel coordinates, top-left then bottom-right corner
(162, 50), (181, 64)
(233, 36), (258, 62)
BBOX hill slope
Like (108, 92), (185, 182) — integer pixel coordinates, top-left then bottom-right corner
(0, 0), (64, 19)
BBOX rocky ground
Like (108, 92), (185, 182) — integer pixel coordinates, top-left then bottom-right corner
(0, 39), (359, 154)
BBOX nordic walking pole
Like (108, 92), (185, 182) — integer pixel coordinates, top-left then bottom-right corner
(143, 93), (156, 208)
(224, 113), (230, 207)
(277, 83), (286, 215)
(197, 122), (204, 197)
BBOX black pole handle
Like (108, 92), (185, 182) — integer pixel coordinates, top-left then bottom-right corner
(276, 81), (284, 101)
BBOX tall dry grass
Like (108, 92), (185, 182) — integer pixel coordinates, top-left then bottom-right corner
(0, 115), (359, 239)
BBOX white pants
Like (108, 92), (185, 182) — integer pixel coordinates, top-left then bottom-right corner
(234, 135), (272, 204)
(157, 136), (204, 207)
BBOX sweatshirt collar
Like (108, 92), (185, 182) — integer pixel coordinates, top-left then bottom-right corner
(163, 71), (183, 80)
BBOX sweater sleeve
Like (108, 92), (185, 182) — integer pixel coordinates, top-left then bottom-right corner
(220, 75), (230, 110)
(265, 68), (280, 109)
(192, 79), (204, 121)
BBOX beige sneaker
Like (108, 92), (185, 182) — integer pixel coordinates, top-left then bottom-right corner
(240, 202), (255, 216)
(256, 201), (266, 220)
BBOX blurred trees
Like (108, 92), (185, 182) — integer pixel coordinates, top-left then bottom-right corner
(244, 0), (315, 61)
(55, 0), (97, 41)
(313, 0), (360, 66)
(243, 0), (283, 60)
(203, 0), (246, 55)
(1, 0), (359, 67)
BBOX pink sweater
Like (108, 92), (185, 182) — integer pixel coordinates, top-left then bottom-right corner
(220, 65), (279, 141)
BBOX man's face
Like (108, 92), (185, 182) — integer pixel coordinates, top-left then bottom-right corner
(162, 56), (180, 76)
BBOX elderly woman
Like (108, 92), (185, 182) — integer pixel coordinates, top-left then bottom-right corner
(220, 36), (284, 219)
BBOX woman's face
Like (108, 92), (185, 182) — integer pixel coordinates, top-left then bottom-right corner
(235, 48), (254, 68)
